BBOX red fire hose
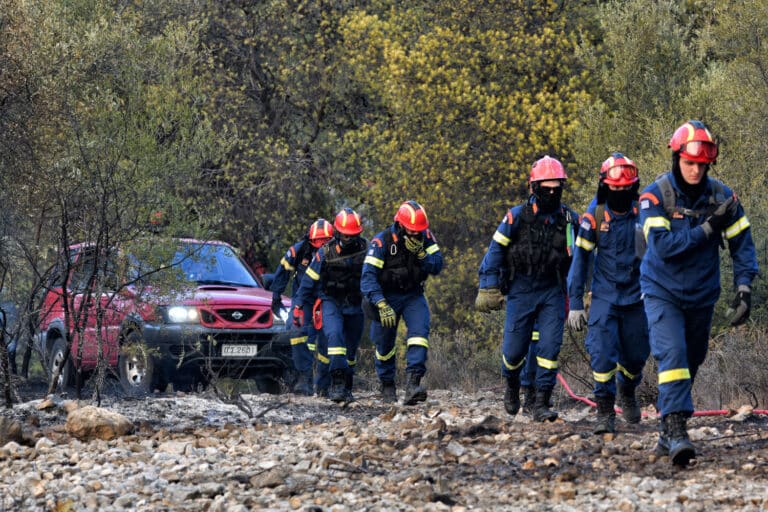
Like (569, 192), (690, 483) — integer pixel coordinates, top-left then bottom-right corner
(556, 373), (768, 417)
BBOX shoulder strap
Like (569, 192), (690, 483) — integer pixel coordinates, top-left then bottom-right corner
(655, 173), (677, 217)
(657, 173), (727, 218)
(593, 203), (605, 244)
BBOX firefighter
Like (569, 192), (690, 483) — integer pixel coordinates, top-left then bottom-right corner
(638, 120), (758, 466)
(361, 200), (443, 405)
(568, 153), (650, 435)
(295, 208), (368, 403)
(476, 156), (578, 422)
(269, 219), (334, 396)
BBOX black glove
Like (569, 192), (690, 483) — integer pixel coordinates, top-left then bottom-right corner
(271, 294), (282, 315)
(727, 285), (751, 326)
(702, 197), (736, 237)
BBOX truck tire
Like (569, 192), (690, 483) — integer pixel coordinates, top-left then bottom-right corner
(118, 331), (157, 398)
(49, 338), (73, 392)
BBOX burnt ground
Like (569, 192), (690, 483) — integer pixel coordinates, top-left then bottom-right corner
(2, 375), (768, 510)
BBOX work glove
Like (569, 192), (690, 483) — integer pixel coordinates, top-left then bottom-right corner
(475, 287), (505, 313)
(376, 300), (397, 328)
(292, 305), (304, 328)
(271, 294), (283, 316)
(404, 236), (427, 259)
(701, 197), (736, 238)
(726, 285), (751, 326)
(567, 309), (588, 331)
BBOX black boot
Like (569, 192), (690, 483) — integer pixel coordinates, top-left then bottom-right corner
(618, 383), (641, 423)
(532, 390), (558, 422)
(380, 380), (397, 403)
(403, 372), (427, 405)
(655, 417), (670, 456)
(504, 376), (521, 415)
(293, 371), (314, 396)
(666, 412), (696, 466)
(521, 385), (536, 415)
(593, 394), (616, 435)
(344, 372), (355, 402)
(328, 370), (347, 403)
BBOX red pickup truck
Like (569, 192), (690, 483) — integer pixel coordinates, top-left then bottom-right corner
(35, 239), (292, 396)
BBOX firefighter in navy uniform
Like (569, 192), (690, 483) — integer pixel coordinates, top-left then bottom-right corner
(476, 156), (578, 422)
(361, 201), (443, 405)
(639, 120), (757, 466)
(568, 153), (650, 435)
(295, 208), (368, 403)
(270, 219), (334, 396)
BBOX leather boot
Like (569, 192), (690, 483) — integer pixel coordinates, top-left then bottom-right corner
(380, 381), (397, 403)
(293, 371), (313, 396)
(328, 370), (347, 403)
(403, 372), (427, 405)
(532, 390), (558, 422)
(617, 383), (641, 423)
(593, 394), (616, 435)
(343, 372), (355, 402)
(655, 417), (670, 456)
(521, 385), (536, 415)
(666, 412), (696, 466)
(504, 376), (521, 415)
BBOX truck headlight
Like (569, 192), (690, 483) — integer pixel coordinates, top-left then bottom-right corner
(165, 306), (200, 323)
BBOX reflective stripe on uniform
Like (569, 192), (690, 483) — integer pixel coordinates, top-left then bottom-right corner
(658, 367), (691, 384)
(531, 330), (540, 342)
(643, 216), (671, 238)
(290, 336), (308, 346)
(503, 354), (525, 371)
(426, 244), (440, 255)
(617, 363), (638, 380)
(328, 347), (347, 356)
(364, 255), (384, 268)
(376, 345), (397, 361)
(348, 359), (356, 367)
(317, 353), (330, 364)
(305, 267), (320, 280)
(493, 230), (511, 246)
(593, 367), (617, 383)
(280, 257), (295, 271)
(536, 356), (558, 370)
(407, 337), (429, 349)
(575, 236), (595, 252)
(307, 343), (316, 352)
(724, 216), (750, 239)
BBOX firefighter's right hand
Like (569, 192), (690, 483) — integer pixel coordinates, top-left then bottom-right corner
(376, 300), (397, 329)
(271, 294), (283, 315)
(702, 196), (736, 237)
(567, 309), (588, 331)
(475, 288), (505, 312)
(292, 305), (304, 327)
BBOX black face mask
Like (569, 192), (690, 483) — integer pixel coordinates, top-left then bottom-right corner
(533, 184), (563, 214)
(606, 189), (635, 213)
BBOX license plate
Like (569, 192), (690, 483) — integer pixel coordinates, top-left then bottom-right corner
(221, 344), (258, 357)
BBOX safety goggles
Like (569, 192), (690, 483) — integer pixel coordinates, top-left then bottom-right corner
(605, 164), (638, 181)
(679, 140), (718, 161)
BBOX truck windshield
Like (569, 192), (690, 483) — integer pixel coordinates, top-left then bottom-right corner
(173, 243), (260, 287)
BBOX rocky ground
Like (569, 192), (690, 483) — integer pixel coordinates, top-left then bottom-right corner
(1, 381), (767, 512)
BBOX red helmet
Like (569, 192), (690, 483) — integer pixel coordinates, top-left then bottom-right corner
(308, 218), (334, 248)
(668, 120), (718, 163)
(333, 207), (363, 235)
(394, 200), (429, 231)
(530, 156), (567, 183)
(600, 152), (639, 187)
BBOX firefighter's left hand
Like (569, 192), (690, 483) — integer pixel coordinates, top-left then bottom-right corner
(475, 288), (505, 312)
(727, 285), (751, 326)
(404, 236), (426, 259)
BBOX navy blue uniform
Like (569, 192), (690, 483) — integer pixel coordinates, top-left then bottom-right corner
(569, 198), (649, 399)
(360, 225), (443, 382)
(295, 238), (368, 378)
(638, 172), (757, 416)
(479, 198), (578, 391)
(270, 239), (329, 391)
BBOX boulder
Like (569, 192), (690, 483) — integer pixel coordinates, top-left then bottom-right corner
(65, 405), (134, 441)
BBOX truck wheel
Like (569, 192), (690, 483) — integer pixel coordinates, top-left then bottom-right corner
(118, 331), (155, 398)
(49, 338), (73, 392)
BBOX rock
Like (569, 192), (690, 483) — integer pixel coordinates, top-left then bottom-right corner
(65, 406), (134, 441)
(0, 417), (23, 445)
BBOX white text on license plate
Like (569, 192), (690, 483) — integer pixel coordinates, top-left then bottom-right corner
(222, 344), (258, 357)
